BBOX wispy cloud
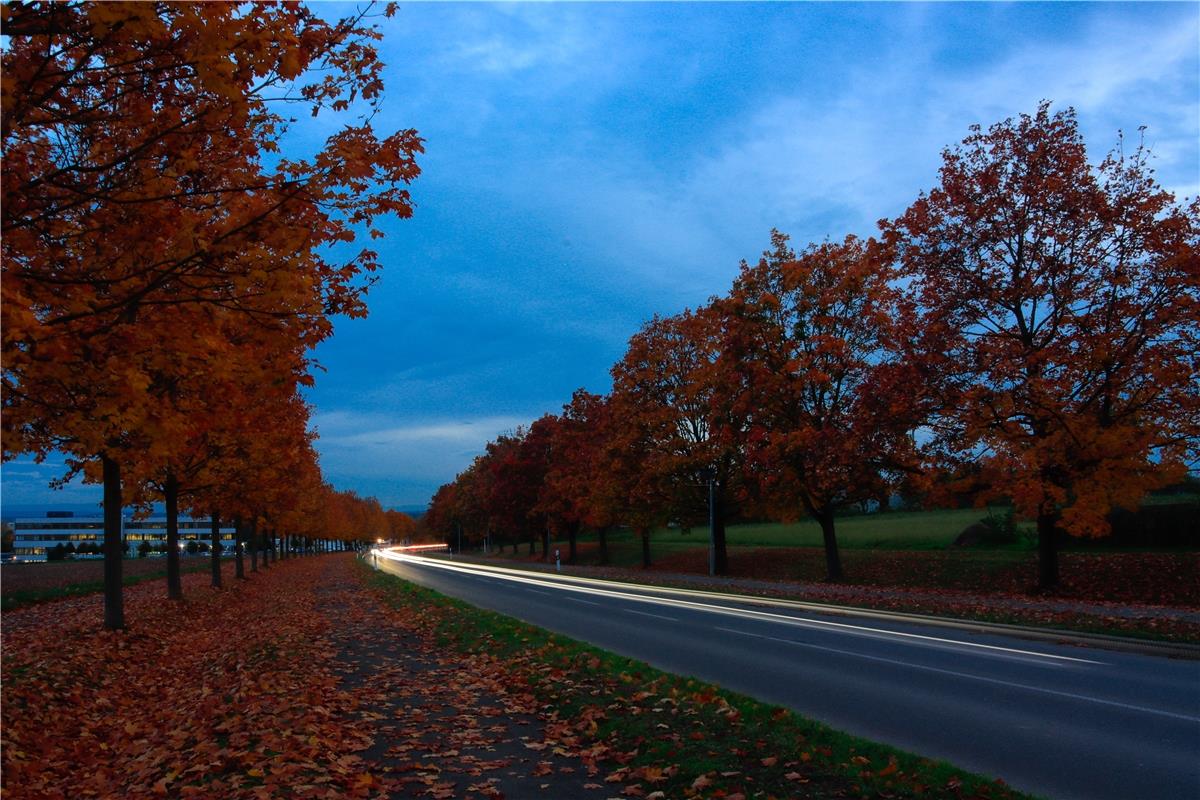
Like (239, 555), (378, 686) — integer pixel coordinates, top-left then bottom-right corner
(311, 410), (532, 492)
(516, 8), (1199, 304)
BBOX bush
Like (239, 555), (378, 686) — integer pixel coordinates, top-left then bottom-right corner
(198, 542), (210, 554)
(137, 541), (151, 558)
(185, 540), (200, 555)
(977, 508), (1034, 546)
(47, 543), (67, 561)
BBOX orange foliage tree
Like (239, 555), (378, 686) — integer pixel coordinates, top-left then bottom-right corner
(886, 103), (1200, 588)
(540, 390), (618, 564)
(723, 232), (922, 581)
(2, 2), (421, 627)
(609, 308), (743, 574)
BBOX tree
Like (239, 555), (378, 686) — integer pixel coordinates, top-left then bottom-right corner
(522, 415), (559, 560)
(723, 232), (921, 581)
(886, 103), (1200, 589)
(482, 429), (548, 557)
(540, 390), (617, 564)
(2, 2), (421, 628)
(609, 309), (742, 574)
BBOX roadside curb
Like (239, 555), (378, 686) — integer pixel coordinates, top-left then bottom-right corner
(442, 553), (1200, 660)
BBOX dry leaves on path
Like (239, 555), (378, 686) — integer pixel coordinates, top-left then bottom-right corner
(2, 555), (623, 800)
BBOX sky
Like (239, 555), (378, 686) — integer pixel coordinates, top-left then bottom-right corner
(3, 2), (1198, 514)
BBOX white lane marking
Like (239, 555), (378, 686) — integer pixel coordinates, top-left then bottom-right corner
(566, 596), (601, 606)
(624, 608), (680, 622)
(715, 627), (1200, 724)
(525, 588), (552, 596)
(381, 552), (1101, 666)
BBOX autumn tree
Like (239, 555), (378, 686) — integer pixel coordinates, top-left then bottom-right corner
(385, 509), (418, 544)
(2, 2), (421, 628)
(609, 309), (743, 574)
(540, 390), (618, 564)
(886, 103), (1200, 589)
(522, 415), (560, 559)
(724, 232), (922, 581)
(481, 427), (552, 557)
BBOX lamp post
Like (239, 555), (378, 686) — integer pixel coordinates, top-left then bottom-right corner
(699, 467), (716, 577)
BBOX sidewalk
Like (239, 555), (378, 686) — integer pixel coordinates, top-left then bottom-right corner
(318, 563), (614, 799)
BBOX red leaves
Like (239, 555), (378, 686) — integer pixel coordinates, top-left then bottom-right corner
(888, 103), (1199, 553)
(1, 559), (376, 799)
(1, 2), (422, 618)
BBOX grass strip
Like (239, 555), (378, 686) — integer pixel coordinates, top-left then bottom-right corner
(361, 561), (1039, 800)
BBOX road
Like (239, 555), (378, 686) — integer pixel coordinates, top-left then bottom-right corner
(370, 550), (1200, 800)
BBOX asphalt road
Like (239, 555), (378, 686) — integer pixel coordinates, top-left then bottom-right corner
(370, 550), (1200, 800)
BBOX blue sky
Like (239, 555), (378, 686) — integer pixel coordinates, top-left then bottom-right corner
(4, 2), (1198, 513)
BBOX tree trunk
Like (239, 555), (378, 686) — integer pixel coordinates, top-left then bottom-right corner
(1037, 508), (1060, 590)
(165, 472), (182, 600)
(712, 482), (729, 576)
(234, 517), (246, 579)
(541, 526), (551, 561)
(260, 523), (270, 570)
(640, 527), (651, 568)
(598, 526), (609, 565)
(210, 512), (222, 588)
(528, 532), (535, 556)
(568, 521), (578, 564)
(102, 454), (124, 631)
(816, 507), (844, 581)
(249, 520), (259, 573)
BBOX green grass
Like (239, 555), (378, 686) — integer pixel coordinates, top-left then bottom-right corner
(522, 507), (1005, 568)
(362, 561), (1038, 800)
(716, 507), (995, 549)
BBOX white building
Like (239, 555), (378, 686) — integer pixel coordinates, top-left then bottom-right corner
(11, 511), (236, 561)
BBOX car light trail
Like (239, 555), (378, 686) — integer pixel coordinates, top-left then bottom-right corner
(372, 548), (1102, 666)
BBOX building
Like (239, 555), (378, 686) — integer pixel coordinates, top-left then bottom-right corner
(11, 511), (236, 561)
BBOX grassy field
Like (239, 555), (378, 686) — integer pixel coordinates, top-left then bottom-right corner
(526, 507), (1004, 569)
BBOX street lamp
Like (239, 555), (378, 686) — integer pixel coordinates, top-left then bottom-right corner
(699, 467), (717, 577)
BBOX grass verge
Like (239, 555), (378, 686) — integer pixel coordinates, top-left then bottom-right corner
(361, 561), (1038, 800)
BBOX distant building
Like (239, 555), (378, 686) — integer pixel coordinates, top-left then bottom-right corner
(11, 511), (236, 561)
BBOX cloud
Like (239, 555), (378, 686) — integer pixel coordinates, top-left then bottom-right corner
(0, 460), (99, 507)
(506, 8), (1199, 308)
(684, 10), (1200, 235)
(311, 411), (532, 492)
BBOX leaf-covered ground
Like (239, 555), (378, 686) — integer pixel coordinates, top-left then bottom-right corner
(651, 547), (1200, 607)
(3, 554), (1035, 799)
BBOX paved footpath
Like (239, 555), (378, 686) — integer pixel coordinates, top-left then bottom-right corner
(320, 561), (613, 800)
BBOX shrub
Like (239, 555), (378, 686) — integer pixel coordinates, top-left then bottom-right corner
(978, 508), (1034, 546)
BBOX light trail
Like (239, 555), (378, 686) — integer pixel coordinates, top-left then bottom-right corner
(372, 548), (1103, 666)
